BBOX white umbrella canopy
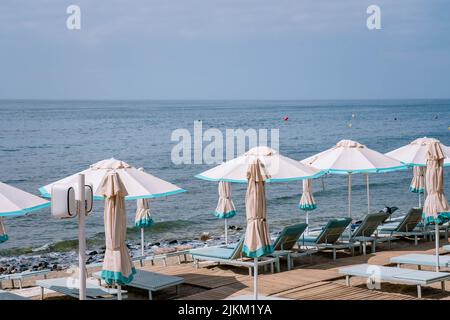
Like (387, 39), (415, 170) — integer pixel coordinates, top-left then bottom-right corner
(196, 146), (324, 183)
(39, 158), (186, 200)
(0, 181), (50, 217)
(301, 139), (408, 218)
(386, 137), (450, 167)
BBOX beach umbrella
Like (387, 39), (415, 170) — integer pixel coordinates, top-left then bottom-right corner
(96, 172), (135, 298)
(215, 181), (237, 245)
(39, 158), (186, 200)
(1, 181), (50, 217)
(410, 166), (426, 207)
(298, 179), (316, 234)
(0, 218), (7, 243)
(386, 137), (450, 167)
(422, 142), (450, 271)
(302, 140), (407, 222)
(0, 181), (50, 244)
(243, 160), (271, 300)
(39, 158), (185, 300)
(196, 146), (324, 299)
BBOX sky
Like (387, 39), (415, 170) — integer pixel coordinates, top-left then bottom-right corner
(0, 0), (449, 100)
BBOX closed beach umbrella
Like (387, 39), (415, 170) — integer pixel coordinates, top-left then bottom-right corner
(243, 160), (271, 300)
(423, 142), (450, 271)
(134, 168), (155, 257)
(40, 158), (186, 200)
(215, 181), (237, 244)
(96, 172), (136, 293)
(302, 140), (407, 222)
(135, 198), (153, 256)
(410, 166), (426, 207)
(299, 179), (316, 234)
(0, 182), (50, 244)
(0, 218), (7, 243)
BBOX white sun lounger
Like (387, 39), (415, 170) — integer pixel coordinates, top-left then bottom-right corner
(93, 269), (184, 300)
(36, 277), (127, 300)
(0, 289), (29, 300)
(390, 253), (450, 269)
(339, 263), (450, 298)
(0, 269), (51, 289)
(443, 245), (450, 252)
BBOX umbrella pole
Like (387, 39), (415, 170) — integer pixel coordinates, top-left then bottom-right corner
(141, 228), (145, 257)
(306, 212), (309, 235)
(321, 176), (325, 191)
(366, 174), (370, 214)
(254, 257), (258, 300)
(436, 224), (440, 272)
(348, 174), (352, 238)
(225, 219), (228, 245)
(419, 193), (422, 208)
(77, 174), (86, 301)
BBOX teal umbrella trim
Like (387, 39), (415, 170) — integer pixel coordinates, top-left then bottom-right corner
(0, 202), (51, 217)
(214, 210), (237, 219)
(298, 203), (317, 211)
(423, 212), (450, 225)
(242, 244), (273, 258)
(134, 217), (154, 228)
(409, 187), (425, 194)
(101, 267), (136, 286)
(0, 234), (8, 243)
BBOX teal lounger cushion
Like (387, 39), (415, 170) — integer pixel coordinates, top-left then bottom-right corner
(191, 247), (235, 260)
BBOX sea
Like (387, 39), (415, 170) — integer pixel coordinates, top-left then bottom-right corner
(0, 99), (449, 258)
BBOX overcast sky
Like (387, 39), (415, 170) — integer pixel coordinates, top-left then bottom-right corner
(0, 0), (449, 100)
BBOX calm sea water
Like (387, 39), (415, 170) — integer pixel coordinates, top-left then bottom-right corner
(0, 100), (449, 252)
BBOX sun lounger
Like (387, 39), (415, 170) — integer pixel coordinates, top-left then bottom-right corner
(341, 211), (390, 255)
(339, 263), (450, 298)
(93, 269), (184, 300)
(268, 223), (308, 270)
(190, 238), (280, 275)
(0, 289), (29, 300)
(298, 218), (355, 260)
(443, 245), (450, 252)
(0, 269), (51, 289)
(378, 208), (430, 245)
(36, 277), (127, 300)
(390, 253), (450, 269)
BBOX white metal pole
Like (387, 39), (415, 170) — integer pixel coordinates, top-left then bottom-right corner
(224, 219), (228, 245)
(418, 193), (422, 208)
(141, 228), (145, 257)
(348, 173), (352, 238)
(436, 224), (440, 272)
(366, 174), (370, 214)
(77, 174), (86, 301)
(254, 258), (258, 300)
(117, 285), (122, 300)
(305, 212), (309, 235)
(321, 176), (325, 191)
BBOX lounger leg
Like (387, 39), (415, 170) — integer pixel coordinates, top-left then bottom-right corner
(140, 259), (144, 268)
(184, 253), (187, 262)
(163, 258), (167, 267)
(397, 263), (401, 268)
(276, 259), (280, 273)
(417, 285), (422, 298)
(148, 290), (153, 300)
(263, 264), (268, 273)
(363, 242), (367, 256)
(0, 281), (2, 290)
(287, 255), (291, 271)
(19, 279), (23, 290)
(151, 260), (155, 266)
(117, 285), (122, 300)
(177, 256), (182, 264)
(414, 236), (418, 246)
(333, 249), (336, 261)
(248, 267), (252, 276)
(41, 287), (44, 300)
(11, 279), (14, 289)
(345, 275), (351, 286)
(269, 262), (273, 274)
(351, 246), (355, 256)
(98, 279), (102, 286)
(372, 241), (376, 254)
(418, 265), (422, 271)
(441, 281), (446, 292)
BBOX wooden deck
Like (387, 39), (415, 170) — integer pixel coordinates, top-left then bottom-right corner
(135, 238), (450, 300)
(4, 237), (450, 300)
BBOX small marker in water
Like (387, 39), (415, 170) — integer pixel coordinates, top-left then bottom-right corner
(351, 113), (356, 118)
(348, 122), (353, 128)
(283, 116), (289, 121)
